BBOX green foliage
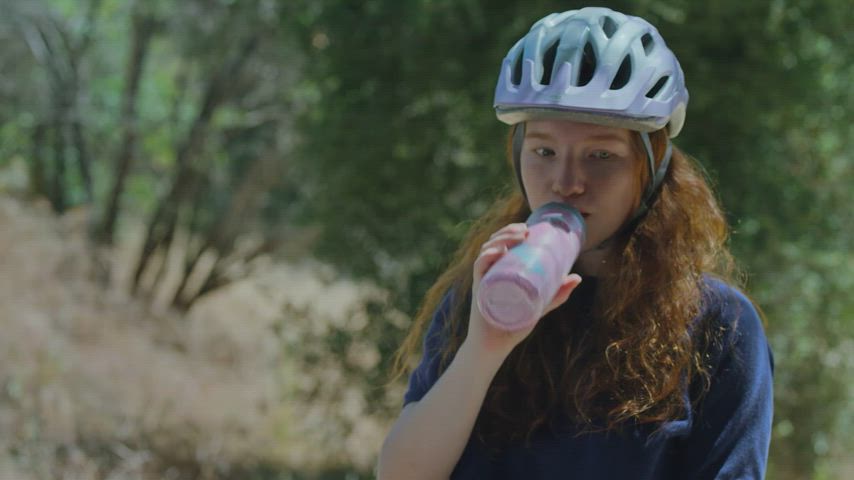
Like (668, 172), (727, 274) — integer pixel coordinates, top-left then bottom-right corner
(289, 1), (613, 310)
(289, 0), (853, 477)
(1, 0), (851, 476)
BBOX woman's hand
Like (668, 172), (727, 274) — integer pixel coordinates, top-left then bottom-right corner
(466, 222), (582, 358)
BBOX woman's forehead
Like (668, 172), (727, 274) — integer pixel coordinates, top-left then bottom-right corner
(525, 119), (633, 143)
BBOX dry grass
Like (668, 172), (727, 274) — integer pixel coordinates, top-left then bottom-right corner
(0, 194), (398, 479)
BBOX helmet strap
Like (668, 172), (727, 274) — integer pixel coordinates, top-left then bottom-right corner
(604, 132), (672, 249)
(512, 122), (527, 202)
(628, 131), (672, 223)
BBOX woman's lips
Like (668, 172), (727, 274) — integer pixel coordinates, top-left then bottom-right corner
(555, 200), (590, 218)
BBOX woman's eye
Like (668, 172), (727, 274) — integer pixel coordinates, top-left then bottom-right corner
(591, 150), (613, 160)
(534, 147), (555, 157)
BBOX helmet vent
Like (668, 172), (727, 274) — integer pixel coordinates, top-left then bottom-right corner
(610, 55), (632, 90)
(512, 50), (524, 85)
(540, 40), (560, 85)
(641, 33), (655, 55)
(646, 76), (670, 98)
(601, 16), (618, 38)
(578, 42), (597, 86)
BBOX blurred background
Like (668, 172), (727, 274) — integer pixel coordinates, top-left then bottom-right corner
(0, 0), (851, 478)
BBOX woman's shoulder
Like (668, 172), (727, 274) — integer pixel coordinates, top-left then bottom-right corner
(697, 274), (773, 378)
(699, 275), (760, 330)
(701, 274), (751, 304)
(678, 283), (774, 478)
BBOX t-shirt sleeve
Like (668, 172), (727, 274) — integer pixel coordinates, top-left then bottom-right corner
(402, 289), (456, 406)
(676, 280), (775, 479)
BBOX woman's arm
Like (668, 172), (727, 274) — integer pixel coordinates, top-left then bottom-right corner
(377, 223), (581, 479)
(376, 339), (507, 480)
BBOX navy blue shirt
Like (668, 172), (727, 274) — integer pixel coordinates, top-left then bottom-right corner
(403, 277), (774, 479)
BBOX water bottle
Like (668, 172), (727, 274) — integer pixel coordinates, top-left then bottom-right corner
(477, 202), (586, 332)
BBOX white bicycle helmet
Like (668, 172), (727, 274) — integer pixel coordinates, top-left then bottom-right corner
(494, 7), (688, 137)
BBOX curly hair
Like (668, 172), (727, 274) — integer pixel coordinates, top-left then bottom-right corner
(391, 126), (739, 448)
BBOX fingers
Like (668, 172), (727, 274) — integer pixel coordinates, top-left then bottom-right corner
(544, 274), (582, 315)
(487, 222), (527, 240)
(473, 223), (528, 283)
(473, 246), (505, 283)
(480, 223), (527, 254)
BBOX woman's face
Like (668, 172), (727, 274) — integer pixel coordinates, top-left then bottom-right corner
(520, 119), (641, 252)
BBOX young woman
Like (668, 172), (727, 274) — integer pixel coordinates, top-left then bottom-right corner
(378, 7), (774, 479)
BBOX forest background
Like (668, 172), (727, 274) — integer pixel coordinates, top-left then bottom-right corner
(0, 0), (851, 478)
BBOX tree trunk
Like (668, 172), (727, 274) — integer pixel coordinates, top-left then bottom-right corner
(25, 11), (101, 213)
(131, 180), (181, 294)
(97, 11), (156, 245)
(29, 124), (48, 198)
(131, 34), (260, 295)
(49, 114), (67, 213)
(187, 231), (288, 309)
(171, 145), (286, 307)
(54, 15), (96, 205)
(70, 116), (93, 203)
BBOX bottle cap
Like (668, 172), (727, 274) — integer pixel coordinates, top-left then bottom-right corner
(527, 202), (587, 244)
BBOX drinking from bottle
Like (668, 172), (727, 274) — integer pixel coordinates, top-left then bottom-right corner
(477, 202), (586, 331)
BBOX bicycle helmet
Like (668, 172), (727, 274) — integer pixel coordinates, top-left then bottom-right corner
(494, 7), (688, 137)
(495, 7), (688, 224)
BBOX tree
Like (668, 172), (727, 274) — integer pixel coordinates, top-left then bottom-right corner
(96, 1), (158, 245)
(127, 0), (304, 309)
(288, 0), (853, 477)
(3, 0), (102, 210)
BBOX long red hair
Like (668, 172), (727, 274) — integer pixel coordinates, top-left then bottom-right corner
(391, 126), (739, 446)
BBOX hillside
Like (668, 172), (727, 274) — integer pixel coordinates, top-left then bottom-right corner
(0, 195), (395, 479)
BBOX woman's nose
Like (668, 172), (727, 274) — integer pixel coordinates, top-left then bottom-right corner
(552, 159), (585, 197)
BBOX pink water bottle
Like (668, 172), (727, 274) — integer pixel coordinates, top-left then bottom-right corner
(477, 202), (586, 331)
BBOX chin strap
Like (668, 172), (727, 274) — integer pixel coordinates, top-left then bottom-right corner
(512, 123), (527, 202)
(511, 124), (673, 250)
(594, 132), (672, 250)
(630, 131), (672, 223)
